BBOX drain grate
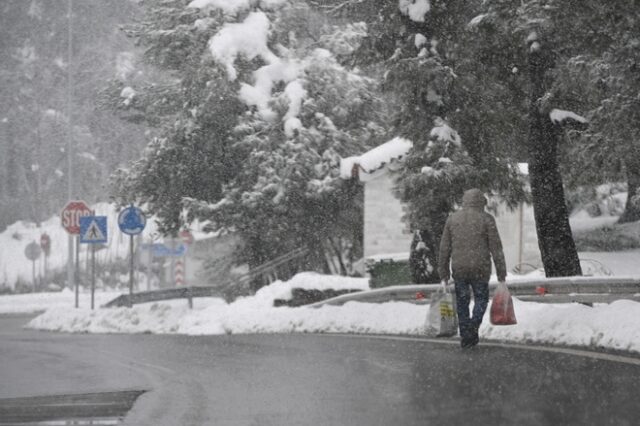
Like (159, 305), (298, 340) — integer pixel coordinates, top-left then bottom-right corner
(0, 390), (146, 425)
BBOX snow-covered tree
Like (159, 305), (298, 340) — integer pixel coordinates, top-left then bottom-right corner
(188, 47), (384, 276)
(466, 0), (588, 276)
(469, 0), (639, 275)
(319, 0), (526, 271)
(553, 5), (640, 223)
(111, 0), (385, 281)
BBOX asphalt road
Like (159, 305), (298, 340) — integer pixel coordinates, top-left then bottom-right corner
(1, 314), (640, 426)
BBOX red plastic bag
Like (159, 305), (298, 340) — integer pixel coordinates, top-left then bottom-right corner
(490, 281), (517, 325)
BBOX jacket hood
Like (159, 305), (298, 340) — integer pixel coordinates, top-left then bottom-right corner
(462, 189), (487, 209)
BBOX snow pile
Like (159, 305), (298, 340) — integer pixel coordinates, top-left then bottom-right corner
(0, 288), (120, 314)
(482, 299), (640, 354)
(550, 108), (588, 124)
(208, 12), (278, 82)
(238, 58), (301, 122)
(398, 0), (431, 22)
(188, 0), (286, 15)
(28, 300), (426, 336)
(430, 118), (461, 146)
(207, 9), (310, 129)
(188, 0), (251, 14)
(120, 86), (135, 106)
(245, 272), (370, 307)
(22, 272), (640, 355)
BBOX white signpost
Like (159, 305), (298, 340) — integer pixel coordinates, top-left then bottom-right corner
(24, 241), (42, 291)
(61, 200), (91, 308)
(79, 216), (107, 310)
(118, 205), (146, 303)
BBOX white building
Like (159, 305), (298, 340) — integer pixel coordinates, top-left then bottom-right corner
(340, 138), (541, 274)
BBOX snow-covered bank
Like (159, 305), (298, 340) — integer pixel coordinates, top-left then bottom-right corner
(26, 297), (640, 354)
(19, 272), (640, 355)
(480, 298), (640, 354)
(0, 203), (160, 289)
(0, 288), (121, 314)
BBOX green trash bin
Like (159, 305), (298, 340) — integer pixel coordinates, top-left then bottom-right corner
(365, 253), (412, 288)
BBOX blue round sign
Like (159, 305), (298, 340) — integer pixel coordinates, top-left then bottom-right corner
(118, 206), (146, 235)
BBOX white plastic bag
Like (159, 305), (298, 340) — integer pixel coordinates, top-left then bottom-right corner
(425, 282), (458, 337)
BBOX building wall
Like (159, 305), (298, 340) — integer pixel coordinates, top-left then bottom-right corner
(363, 171), (542, 275)
(363, 172), (413, 259)
(493, 202), (542, 273)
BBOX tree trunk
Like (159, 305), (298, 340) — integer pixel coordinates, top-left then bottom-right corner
(527, 47), (582, 277)
(618, 157), (640, 223)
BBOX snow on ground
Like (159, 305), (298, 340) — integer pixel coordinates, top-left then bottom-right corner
(0, 203), (159, 289)
(18, 272), (640, 355)
(0, 203), (215, 290)
(570, 209), (619, 232)
(0, 288), (121, 315)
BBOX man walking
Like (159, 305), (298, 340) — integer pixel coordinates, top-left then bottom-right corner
(438, 188), (507, 348)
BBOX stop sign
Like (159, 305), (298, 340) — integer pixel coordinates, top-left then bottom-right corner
(61, 200), (92, 235)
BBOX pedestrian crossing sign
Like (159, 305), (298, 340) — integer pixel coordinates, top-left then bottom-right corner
(79, 216), (108, 244)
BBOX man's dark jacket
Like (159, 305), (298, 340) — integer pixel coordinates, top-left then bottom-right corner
(438, 189), (507, 282)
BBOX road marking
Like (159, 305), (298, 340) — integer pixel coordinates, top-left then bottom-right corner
(325, 334), (640, 367)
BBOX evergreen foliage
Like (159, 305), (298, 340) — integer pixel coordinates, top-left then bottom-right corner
(110, 0), (386, 281)
(319, 0), (527, 274)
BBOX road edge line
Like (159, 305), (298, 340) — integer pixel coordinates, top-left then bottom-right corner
(322, 333), (640, 366)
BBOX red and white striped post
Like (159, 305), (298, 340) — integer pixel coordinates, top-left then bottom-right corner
(175, 260), (184, 286)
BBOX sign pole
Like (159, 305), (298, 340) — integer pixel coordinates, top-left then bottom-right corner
(32, 259), (36, 292)
(183, 254), (188, 287)
(61, 200), (91, 307)
(91, 245), (95, 310)
(129, 234), (134, 297)
(79, 214), (107, 310)
(170, 237), (176, 287)
(24, 242), (42, 292)
(147, 238), (152, 291)
(69, 235), (75, 301)
(117, 205), (146, 304)
(75, 234), (80, 307)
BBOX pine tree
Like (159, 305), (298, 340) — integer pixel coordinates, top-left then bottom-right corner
(554, 4), (640, 223)
(110, 0), (385, 283)
(317, 0), (527, 270)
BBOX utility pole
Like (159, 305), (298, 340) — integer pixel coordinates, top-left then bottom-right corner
(66, 0), (75, 299)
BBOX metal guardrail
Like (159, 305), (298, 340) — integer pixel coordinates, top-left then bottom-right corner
(103, 286), (220, 308)
(104, 276), (640, 309)
(217, 247), (309, 291)
(105, 248), (310, 308)
(309, 277), (640, 307)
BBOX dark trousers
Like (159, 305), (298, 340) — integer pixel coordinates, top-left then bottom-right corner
(454, 279), (489, 338)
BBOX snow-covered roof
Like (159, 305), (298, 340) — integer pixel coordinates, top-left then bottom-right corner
(340, 137), (413, 182)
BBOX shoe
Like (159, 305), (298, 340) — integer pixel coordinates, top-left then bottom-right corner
(469, 332), (479, 347)
(460, 330), (479, 349)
